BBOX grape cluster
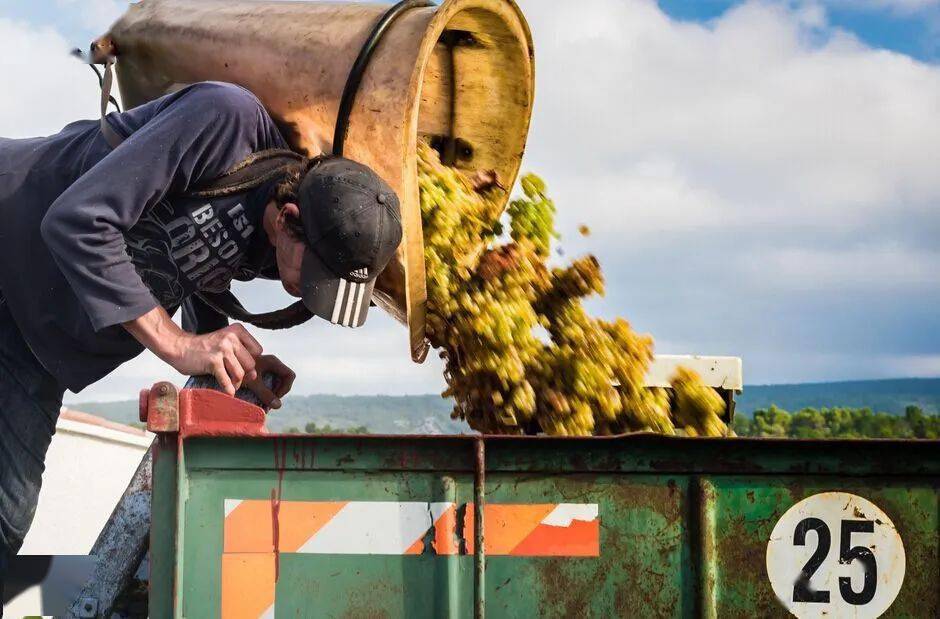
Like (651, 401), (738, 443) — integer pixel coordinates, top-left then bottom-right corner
(418, 143), (728, 437)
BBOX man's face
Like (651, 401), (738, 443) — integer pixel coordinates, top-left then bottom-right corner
(275, 202), (305, 298)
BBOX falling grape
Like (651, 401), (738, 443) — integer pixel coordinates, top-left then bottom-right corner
(418, 143), (727, 437)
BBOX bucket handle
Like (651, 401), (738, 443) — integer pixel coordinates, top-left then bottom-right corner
(332, 0), (435, 156)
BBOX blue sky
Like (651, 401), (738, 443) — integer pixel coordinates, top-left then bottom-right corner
(1, 0), (939, 400)
(660, 0), (939, 62)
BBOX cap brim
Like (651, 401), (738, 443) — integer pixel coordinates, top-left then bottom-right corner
(301, 249), (374, 328)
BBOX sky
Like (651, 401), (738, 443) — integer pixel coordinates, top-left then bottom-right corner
(0, 0), (938, 402)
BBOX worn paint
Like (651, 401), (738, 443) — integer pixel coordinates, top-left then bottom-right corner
(221, 499), (597, 560)
(150, 388), (939, 618)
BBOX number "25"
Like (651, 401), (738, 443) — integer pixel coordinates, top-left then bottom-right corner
(792, 518), (877, 605)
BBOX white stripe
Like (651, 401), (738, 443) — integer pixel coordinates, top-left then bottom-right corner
(541, 503), (598, 527)
(296, 501), (454, 555)
(260, 603), (275, 619)
(342, 282), (358, 326)
(351, 281), (367, 327)
(224, 499), (243, 517)
(330, 279), (348, 323)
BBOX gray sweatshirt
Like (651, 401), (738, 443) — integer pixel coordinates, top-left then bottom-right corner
(0, 82), (288, 392)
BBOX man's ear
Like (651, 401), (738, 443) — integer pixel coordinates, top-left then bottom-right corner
(276, 202), (301, 229)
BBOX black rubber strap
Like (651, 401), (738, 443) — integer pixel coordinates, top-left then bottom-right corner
(332, 0), (434, 156)
(196, 292), (313, 330)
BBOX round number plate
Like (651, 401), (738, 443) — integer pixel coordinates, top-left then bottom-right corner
(766, 492), (905, 618)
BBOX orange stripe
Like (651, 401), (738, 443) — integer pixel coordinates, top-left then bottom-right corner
(224, 501), (274, 554)
(509, 519), (600, 556)
(221, 553), (275, 619)
(224, 501), (598, 558)
(278, 501), (347, 552)
(433, 504), (459, 555)
(463, 504), (556, 555)
(224, 500), (347, 553)
(404, 537), (425, 555)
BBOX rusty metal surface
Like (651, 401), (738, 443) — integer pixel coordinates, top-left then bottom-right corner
(142, 381), (179, 433)
(145, 388), (938, 617)
(157, 431), (937, 617)
(474, 438), (485, 619)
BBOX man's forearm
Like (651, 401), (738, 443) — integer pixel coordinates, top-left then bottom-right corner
(123, 305), (185, 363)
(122, 307), (266, 395)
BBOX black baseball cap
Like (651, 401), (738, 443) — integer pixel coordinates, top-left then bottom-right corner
(297, 157), (402, 328)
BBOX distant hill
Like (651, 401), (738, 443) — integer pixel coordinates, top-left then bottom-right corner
(735, 378), (940, 417)
(71, 378), (940, 433)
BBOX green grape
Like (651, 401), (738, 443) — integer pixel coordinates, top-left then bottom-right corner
(671, 367), (728, 437)
(417, 143), (727, 437)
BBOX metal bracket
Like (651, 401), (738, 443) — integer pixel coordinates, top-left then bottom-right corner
(140, 381), (180, 433)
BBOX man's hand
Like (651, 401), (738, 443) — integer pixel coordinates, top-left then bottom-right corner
(168, 324), (263, 395)
(242, 355), (296, 409)
(123, 306), (267, 396)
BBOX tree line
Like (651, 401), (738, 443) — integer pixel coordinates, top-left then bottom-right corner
(282, 421), (371, 434)
(279, 406), (940, 439)
(732, 405), (939, 439)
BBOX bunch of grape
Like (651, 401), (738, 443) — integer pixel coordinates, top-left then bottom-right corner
(671, 366), (728, 437)
(418, 143), (727, 437)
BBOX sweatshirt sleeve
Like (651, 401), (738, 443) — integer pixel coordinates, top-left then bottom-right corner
(40, 82), (281, 331)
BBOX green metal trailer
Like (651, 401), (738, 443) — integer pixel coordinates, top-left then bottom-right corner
(143, 384), (938, 618)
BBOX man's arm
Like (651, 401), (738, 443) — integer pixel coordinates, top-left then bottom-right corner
(124, 306), (261, 395)
(40, 82), (276, 331)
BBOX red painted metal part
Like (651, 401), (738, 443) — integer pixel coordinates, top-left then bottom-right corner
(140, 382), (267, 438)
(178, 389), (266, 438)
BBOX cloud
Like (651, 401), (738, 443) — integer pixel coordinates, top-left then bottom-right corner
(56, 0), (125, 32)
(742, 244), (940, 292)
(517, 0), (940, 383)
(522, 0), (940, 230)
(0, 19), (100, 137)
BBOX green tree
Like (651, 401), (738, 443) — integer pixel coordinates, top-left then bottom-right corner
(732, 414), (752, 436)
(733, 405), (938, 439)
(790, 408), (829, 439)
(304, 421), (370, 434)
(823, 407), (858, 438)
(750, 405), (791, 437)
(904, 405), (938, 438)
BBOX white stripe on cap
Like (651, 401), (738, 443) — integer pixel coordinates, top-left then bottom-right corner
(351, 281), (367, 327)
(342, 282), (358, 327)
(331, 279), (348, 324)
